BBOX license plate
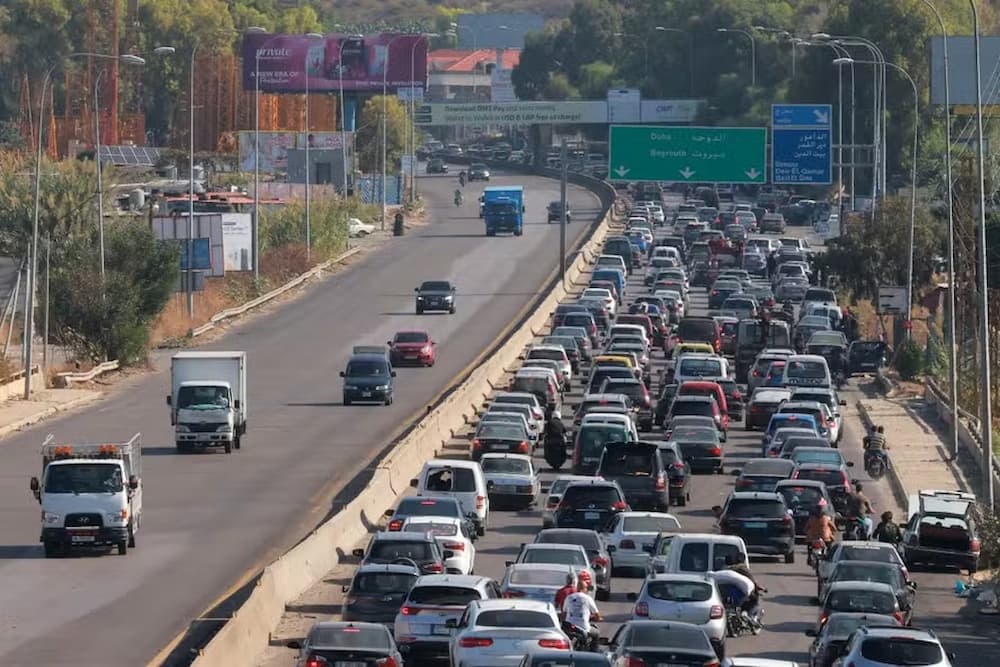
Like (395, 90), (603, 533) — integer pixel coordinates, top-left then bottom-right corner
(744, 522), (767, 529)
(70, 534), (96, 543)
(361, 391), (372, 397)
(334, 662), (367, 667)
(432, 625), (451, 636)
(658, 663), (688, 667)
(584, 511), (601, 521)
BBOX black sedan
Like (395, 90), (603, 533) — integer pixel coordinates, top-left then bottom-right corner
(468, 162), (491, 181)
(339, 563), (420, 624)
(426, 158), (448, 174)
(608, 620), (722, 664)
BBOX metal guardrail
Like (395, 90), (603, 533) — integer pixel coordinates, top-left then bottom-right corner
(57, 360), (120, 385)
(924, 377), (1000, 483)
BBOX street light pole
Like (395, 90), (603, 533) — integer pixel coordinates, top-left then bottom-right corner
(409, 34), (434, 205)
(382, 35), (411, 231)
(717, 28), (755, 86)
(655, 27), (695, 97)
(303, 33), (323, 264)
(337, 35), (362, 195)
(249, 27), (277, 283)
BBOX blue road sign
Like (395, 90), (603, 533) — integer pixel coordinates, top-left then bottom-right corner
(179, 238), (212, 271)
(771, 104), (833, 185)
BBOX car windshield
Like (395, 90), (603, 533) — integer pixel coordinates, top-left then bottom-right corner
(368, 540), (433, 561)
(860, 638), (943, 665)
(627, 624), (710, 650)
(421, 281), (451, 291)
(646, 580), (713, 602)
(309, 625), (391, 650)
(346, 360), (388, 377)
(176, 385), (230, 409)
(409, 585), (481, 606)
(840, 546), (900, 563)
(397, 498), (460, 517)
(44, 463), (123, 494)
(678, 358), (723, 377)
(395, 332), (428, 343)
(600, 450), (655, 476)
(509, 568), (566, 585)
(353, 572), (419, 594)
(481, 458), (531, 474)
(477, 610), (554, 629)
(827, 590), (896, 614)
(727, 500), (786, 518)
(778, 486), (823, 507)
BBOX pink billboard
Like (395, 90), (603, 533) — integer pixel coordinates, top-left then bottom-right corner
(242, 33), (429, 93)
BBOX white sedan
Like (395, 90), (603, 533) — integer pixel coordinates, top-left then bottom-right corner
(605, 511), (682, 574)
(480, 453), (539, 510)
(449, 599), (570, 666)
(581, 287), (617, 316)
(348, 217), (376, 237)
(401, 516), (476, 575)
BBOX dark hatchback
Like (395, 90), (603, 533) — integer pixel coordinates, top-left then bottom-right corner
(714, 491), (796, 563)
(775, 479), (837, 537)
(848, 340), (888, 375)
(667, 424), (723, 474)
(554, 480), (629, 531)
(733, 458), (797, 493)
(596, 442), (670, 511)
(288, 622), (404, 667)
(805, 612), (901, 667)
(415, 280), (456, 314)
(608, 620), (720, 665)
(341, 353), (396, 406)
(339, 563), (420, 624)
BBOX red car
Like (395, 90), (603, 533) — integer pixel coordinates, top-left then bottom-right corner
(388, 330), (436, 366)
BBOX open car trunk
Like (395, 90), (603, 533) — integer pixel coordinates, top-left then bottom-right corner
(918, 517), (972, 552)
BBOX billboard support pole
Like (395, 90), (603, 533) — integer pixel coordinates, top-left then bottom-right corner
(253, 50), (261, 282)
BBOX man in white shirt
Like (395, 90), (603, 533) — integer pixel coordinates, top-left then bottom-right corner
(712, 567), (762, 633)
(561, 576), (602, 650)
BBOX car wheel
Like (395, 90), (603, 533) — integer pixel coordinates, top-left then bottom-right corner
(117, 540), (128, 556)
(676, 495), (686, 507)
(127, 524), (136, 548)
(224, 440), (232, 454)
(43, 541), (60, 558)
(716, 465), (724, 475)
(343, 394), (352, 406)
(385, 394), (393, 406)
(596, 587), (611, 602)
(785, 550), (795, 564)
(449, 305), (456, 314)
(416, 305), (423, 314)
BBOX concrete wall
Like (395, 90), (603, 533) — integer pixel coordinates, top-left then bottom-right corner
(190, 171), (618, 667)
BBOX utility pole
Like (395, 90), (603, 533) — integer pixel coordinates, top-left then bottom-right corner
(560, 139), (568, 289)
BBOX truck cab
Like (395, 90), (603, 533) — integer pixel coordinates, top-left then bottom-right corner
(30, 434), (142, 558)
(167, 351), (247, 454)
(482, 186), (525, 236)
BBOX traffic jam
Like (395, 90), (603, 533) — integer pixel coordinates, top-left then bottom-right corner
(289, 185), (964, 667)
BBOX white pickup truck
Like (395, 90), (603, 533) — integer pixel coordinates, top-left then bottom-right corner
(30, 434), (143, 558)
(167, 351), (247, 453)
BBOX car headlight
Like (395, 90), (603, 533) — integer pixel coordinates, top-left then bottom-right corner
(376, 384), (390, 391)
(42, 511), (61, 525)
(175, 425), (190, 433)
(106, 510), (128, 524)
(444, 295), (453, 301)
(216, 424), (232, 433)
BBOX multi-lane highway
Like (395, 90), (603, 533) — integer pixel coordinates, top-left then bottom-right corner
(0, 168), (605, 666)
(257, 217), (1000, 667)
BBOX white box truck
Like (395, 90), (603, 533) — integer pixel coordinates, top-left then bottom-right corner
(167, 351), (247, 454)
(30, 433), (143, 557)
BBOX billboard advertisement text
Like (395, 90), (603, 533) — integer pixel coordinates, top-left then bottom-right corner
(242, 33), (428, 93)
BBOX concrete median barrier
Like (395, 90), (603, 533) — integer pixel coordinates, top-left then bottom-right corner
(190, 174), (619, 667)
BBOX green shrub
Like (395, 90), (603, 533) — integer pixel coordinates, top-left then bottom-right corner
(895, 338), (925, 380)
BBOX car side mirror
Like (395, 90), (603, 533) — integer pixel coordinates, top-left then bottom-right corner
(351, 548), (365, 559)
(846, 461), (855, 467)
(166, 395), (172, 406)
(712, 505), (723, 517)
(285, 640), (302, 650)
(128, 476), (139, 490)
(383, 508), (395, 517)
(908, 581), (919, 590)
(387, 341), (392, 346)
(805, 629), (817, 637)
(505, 560), (514, 567)
(409, 478), (419, 488)
(607, 545), (616, 553)
(839, 399), (847, 406)
(626, 592), (637, 602)
(414, 287), (419, 292)
(341, 585), (350, 593)
(948, 652), (956, 661)
(467, 512), (478, 520)
(391, 371), (397, 377)
(339, 371), (345, 377)
(30, 476), (40, 501)
(487, 480), (496, 492)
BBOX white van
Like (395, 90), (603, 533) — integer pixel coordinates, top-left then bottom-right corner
(646, 533), (749, 576)
(411, 459), (490, 535)
(673, 353), (731, 385)
(780, 354), (832, 388)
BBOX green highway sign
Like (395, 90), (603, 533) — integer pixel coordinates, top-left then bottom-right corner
(608, 125), (767, 183)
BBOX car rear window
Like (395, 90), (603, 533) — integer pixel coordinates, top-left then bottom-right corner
(404, 521), (459, 537)
(577, 426), (628, 459)
(832, 563), (897, 587)
(395, 332), (428, 343)
(522, 548), (587, 567)
(786, 359), (828, 379)
(408, 585), (482, 606)
(370, 541), (434, 561)
(778, 486), (824, 507)
(727, 500), (787, 518)
(481, 457), (531, 475)
(827, 590), (897, 614)
(628, 625), (711, 650)
(602, 381), (644, 401)
(645, 581), (713, 602)
(796, 468), (846, 488)
(623, 515), (682, 533)
(537, 531), (600, 550)
(509, 568), (565, 585)
(477, 610), (554, 628)
(672, 401), (714, 418)
(309, 625), (391, 650)
(424, 467), (477, 493)
(563, 486), (622, 507)
(353, 572), (419, 593)
(530, 348), (566, 362)
(860, 638), (943, 665)
(398, 497), (460, 517)
(677, 319), (718, 341)
(600, 450), (656, 476)
(840, 545), (900, 563)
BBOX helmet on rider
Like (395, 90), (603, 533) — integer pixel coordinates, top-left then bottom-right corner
(854, 481), (863, 493)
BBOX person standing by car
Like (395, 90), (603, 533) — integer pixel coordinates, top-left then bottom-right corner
(458, 170), (466, 188)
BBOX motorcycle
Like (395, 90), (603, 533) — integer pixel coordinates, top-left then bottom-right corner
(807, 539), (827, 569)
(865, 451), (889, 479)
(724, 601), (763, 637)
(562, 622), (598, 652)
(544, 433), (567, 471)
(843, 516), (868, 541)
(458, 171), (466, 187)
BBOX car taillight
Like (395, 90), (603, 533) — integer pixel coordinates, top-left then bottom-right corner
(425, 562), (444, 573)
(388, 519), (403, 531)
(376, 658), (399, 667)
(736, 479), (752, 488)
(819, 610), (830, 625)
(459, 637), (493, 648)
(752, 370), (762, 377)
(703, 661), (721, 667)
(476, 495), (485, 510)
(472, 438), (481, 450)
(733, 390), (742, 399)
(893, 611), (904, 624)
(709, 604), (724, 619)
(400, 605), (416, 615)
(503, 590), (525, 598)
(612, 501), (627, 510)
(971, 538), (981, 553)
(517, 441), (529, 453)
(444, 542), (465, 551)
(634, 601), (649, 617)
(710, 447), (721, 456)
(592, 557), (609, 568)
(547, 497), (560, 509)
(711, 290), (719, 296)
(782, 515), (793, 526)
(538, 638), (571, 649)
(621, 539), (636, 549)
(305, 657), (329, 667)
(841, 472), (850, 487)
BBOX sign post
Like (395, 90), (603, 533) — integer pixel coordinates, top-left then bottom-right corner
(607, 125), (767, 183)
(771, 104), (833, 185)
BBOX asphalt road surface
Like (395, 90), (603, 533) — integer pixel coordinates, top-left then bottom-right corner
(435, 223), (1000, 665)
(0, 168), (603, 666)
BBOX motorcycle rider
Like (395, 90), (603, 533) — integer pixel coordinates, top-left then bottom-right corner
(543, 410), (567, 470)
(458, 170), (466, 187)
(725, 554), (765, 625)
(863, 425), (889, 471)
(804, 505), (837, 550)
(454, 188), (464, 206)
(873, 511), (902, 545)
(712, 567), (759, 634)
(562, 574), (602, 650)
(845, 482), (874, 539)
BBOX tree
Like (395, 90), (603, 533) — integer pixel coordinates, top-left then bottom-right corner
(354, 95), (411, 175)
(511, 32), (555, 101)
(48, 221), (178, 364)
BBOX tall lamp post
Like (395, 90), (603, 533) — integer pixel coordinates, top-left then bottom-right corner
(753, 26), (795, 76)
(302, 32), (323, 263)
(716, 28), (756, 86)
(382, 34), (414, 231)
(654, 27), (694, 96)
(836, 57), (919, 336)
(919, 0), (960, 460)
(337, 33), (365, 196)
(26, 52), (143, 398)
(408, 33), (435, 205)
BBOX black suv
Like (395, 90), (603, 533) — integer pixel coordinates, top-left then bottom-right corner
(554, 480), (629, 531)
(341, 353), (396, 406)
(596, 442), (670, 511)
(415, 280), (456, 314)
(547, 200), (572, 224)
(427, 158), (448, 174)
(468, 162), (491, 181)
(713, 491), (796, 563)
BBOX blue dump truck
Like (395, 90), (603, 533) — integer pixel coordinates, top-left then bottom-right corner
(482, 186), (525, 236)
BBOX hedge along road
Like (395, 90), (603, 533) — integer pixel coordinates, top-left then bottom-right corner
(0, 167), (604, 667)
